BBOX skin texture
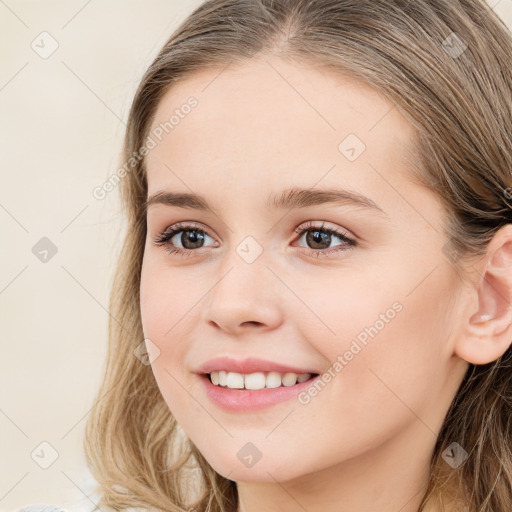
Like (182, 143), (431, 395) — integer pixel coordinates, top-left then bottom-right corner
(139, 55), (512, 512)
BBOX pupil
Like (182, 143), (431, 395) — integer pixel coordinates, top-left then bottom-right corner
(183, 230), (204, 249)
(307, 230), (330, 249)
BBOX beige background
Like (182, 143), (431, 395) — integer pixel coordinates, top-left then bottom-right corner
(1, 0), (511, 510)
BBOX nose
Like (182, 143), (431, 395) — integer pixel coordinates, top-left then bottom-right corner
(202, 250), (285, 335)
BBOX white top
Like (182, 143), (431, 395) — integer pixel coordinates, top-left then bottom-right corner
(6, 506), (76, 512)
(6, 502), (143, 512)
(2, 468), (105, 512)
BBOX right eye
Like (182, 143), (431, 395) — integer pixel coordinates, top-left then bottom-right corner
(153, 222), (218, 256)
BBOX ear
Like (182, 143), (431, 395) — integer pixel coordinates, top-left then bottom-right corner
(454, 224), (512, 365)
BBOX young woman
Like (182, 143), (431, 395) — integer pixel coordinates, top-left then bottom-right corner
(80, 1), (512, 511)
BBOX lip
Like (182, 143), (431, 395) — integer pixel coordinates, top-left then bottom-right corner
(195, 356), (319, 375)
(199, 373), (320, 412)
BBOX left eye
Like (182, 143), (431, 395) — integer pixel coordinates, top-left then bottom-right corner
(293, 221), (356, 255)
(153, 221), (356, 257)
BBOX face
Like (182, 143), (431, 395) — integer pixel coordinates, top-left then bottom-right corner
(140, 55), (468, 485)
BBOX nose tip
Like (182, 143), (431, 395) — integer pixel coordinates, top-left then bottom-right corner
(204, 261), (285, 334)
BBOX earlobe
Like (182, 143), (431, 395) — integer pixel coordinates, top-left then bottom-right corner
(471, 313), (492, 323)
(455, 225), (512, 365)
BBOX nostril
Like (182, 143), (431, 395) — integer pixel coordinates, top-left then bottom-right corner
(241, 321), (263, 327)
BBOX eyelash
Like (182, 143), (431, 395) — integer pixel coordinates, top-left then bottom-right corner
(153, 220), (357, 258)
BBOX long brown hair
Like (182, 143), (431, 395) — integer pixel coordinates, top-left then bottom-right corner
(84, 1), (512, 510)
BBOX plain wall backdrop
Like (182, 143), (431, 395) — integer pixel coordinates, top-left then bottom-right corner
(1, 0), (511, 509)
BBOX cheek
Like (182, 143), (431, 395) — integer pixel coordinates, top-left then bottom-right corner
(139, 261), (200, 404)
(139, 258), (195, 340)
(305, 264), (450, 416)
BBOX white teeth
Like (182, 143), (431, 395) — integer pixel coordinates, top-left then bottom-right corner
(208, 371), (313, 390)
(266, 371), (282, 389)
(282, 373), (298, 386)
(226, 372), (244, 389)
(245, 372), (266, 390)
(297, 373), (310, 383)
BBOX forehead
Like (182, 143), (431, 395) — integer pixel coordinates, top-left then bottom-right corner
(145, 56), (419, 203)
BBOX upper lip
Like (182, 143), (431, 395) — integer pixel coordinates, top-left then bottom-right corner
(196, 356), (319, 375)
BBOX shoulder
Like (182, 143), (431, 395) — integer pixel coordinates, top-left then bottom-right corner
(5, 505), (145, 512)
(5, 506), (71, 512)
(4, 470), (106, 512)
(4, 504), (101, 512)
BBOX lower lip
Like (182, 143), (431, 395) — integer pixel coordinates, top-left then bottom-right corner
(199, 374), (320, 412)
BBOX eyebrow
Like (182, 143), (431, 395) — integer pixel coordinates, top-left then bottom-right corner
(144, 187), (389, 219)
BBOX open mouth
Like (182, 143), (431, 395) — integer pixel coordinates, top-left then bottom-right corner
(200, 370), (321, 411)
(206, 371), (319, 391)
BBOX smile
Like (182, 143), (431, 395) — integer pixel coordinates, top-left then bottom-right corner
(200, 372), (320, 412)
(208, 370), (316, 390)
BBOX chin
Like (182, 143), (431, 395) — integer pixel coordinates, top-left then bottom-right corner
(204, 452), (310, 484)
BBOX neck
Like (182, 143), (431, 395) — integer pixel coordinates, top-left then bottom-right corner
(235, 419), (451, 512)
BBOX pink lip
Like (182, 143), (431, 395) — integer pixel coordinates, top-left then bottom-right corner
(195, 356), (318, 375)
(199, 373), (320, 412)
